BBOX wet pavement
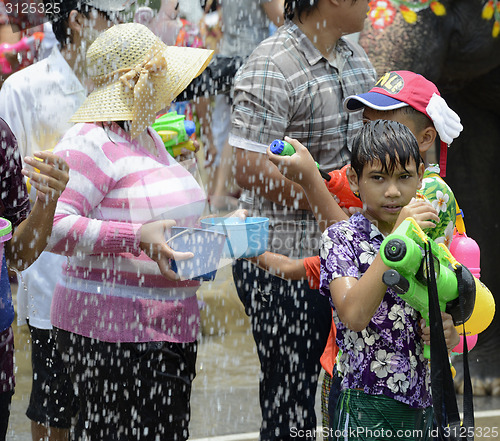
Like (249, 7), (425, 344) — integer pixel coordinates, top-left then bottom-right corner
(5, 265), (500, 440)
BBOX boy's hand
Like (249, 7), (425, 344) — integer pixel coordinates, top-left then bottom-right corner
(267, 136), (318, 186)
(22, 151), (69, 204)
(420, 311), (460, 351)
(393, 198), (440, 232)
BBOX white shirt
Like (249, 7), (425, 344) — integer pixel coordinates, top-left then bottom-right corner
(0, 46), (86, 329)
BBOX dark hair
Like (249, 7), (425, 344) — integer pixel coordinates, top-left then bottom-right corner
(50, 2), (93, 48)
(350, 120), (423, 178)
(284, 0), (358, 22)
(284, 0), (320, 22)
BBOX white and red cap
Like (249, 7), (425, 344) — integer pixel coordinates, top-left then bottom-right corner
(344, 70), (463, 177)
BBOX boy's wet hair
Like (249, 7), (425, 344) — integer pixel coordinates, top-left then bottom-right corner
(350, 119), (423, 178)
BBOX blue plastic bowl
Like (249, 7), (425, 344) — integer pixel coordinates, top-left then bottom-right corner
(200, 217), (269, 258)
(167, 227), (226, 281)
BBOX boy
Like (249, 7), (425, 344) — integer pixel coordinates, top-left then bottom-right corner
(344, 70), (463, 246)
(321, 119), (457, 439)
(261, 72), (464, 430)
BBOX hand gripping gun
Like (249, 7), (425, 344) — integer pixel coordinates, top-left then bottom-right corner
(269, 139), (363, 210)
(152, 111), (196, 157)
(380, 218), (476, 358)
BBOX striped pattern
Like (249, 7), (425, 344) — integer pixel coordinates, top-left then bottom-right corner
(47, 122), (206, 343)
(230, 22), (376, 258)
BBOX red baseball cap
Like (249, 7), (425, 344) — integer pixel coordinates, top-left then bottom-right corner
(344, 71), (463, 177)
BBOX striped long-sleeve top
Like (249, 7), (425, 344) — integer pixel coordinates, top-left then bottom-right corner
(47, 122), (206, 343)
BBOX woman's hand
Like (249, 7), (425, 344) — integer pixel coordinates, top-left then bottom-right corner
(22, 151), (69, 204)
(139, 220), (194, 281)
(266, 136), (319, 187)
(420, 311), (460, 351)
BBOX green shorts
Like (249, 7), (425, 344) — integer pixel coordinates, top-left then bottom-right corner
(331, 389), (433, 441)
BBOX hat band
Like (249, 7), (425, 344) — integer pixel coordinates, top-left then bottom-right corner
(92, 40), (169, 138)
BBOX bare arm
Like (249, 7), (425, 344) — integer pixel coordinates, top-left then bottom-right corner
(267, 137), (348, 231)
(262, 0), (285, 27)
(234, 148), (311, 210)
(329, 200), (440, 331)
(248, 251), (307, 280)
(6, 151), (69, 271)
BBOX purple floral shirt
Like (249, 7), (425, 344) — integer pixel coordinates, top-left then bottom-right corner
(319, 212), (431, 409)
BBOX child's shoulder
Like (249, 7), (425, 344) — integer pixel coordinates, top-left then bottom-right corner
(421, 165), (456, 198)
(323, 212), (377, 242)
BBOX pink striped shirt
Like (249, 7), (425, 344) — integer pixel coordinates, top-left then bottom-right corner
(47, 122), (207, 343)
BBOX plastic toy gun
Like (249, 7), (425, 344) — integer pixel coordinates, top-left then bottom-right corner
(325, 165), (363, 210)
(152, 111), (196, 157)
(0, 32), (44, 74)
(380, 217), (476, 358)
(269, 139), (362, 210)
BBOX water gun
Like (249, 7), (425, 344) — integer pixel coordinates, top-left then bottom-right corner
(269, 139), (363, 210)
(448, 206), (495, 347)
(0, 32), (44, 74)
(151, 111), (196, 157)
(325, 165), (363, 210)
(380, 217), (478, 358)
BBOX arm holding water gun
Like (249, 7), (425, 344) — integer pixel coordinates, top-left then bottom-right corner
(267, 136), (353, 232)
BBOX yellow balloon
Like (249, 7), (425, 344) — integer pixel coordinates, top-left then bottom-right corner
(455, 278), (495, 336)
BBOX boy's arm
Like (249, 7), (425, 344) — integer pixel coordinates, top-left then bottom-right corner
(328, 200), (440, 331)
(235, 148), (312, 211)
(248, 251), (308, 281)
(267, 137), (349, 231)
(6, 151), (69, 270)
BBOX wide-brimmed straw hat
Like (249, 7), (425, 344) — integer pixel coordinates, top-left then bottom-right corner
(70, 22), (213, 138)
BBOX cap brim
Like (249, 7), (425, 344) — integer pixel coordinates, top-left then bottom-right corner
(344, 92), (408, 112)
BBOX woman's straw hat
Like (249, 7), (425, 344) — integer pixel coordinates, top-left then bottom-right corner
(70, 23), (213, 138)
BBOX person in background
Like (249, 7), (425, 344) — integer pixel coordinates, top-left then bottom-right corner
(0, 1), (133, 440)
(229, 0), (376, 438)
(207, 0), (284, 211)
(0, 118), (69, 441)
(46, 22), (213, 440)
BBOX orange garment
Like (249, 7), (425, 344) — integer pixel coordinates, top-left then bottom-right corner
(303, 255), (339, 377)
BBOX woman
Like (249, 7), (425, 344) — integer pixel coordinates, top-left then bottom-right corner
(46, 23), (213, 441)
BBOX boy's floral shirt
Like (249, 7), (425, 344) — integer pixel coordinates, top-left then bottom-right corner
(419, 164), (456, 247)
(319, 212), (431, 409)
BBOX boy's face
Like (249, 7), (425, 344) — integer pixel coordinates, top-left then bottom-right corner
(350, 156), (424, 233)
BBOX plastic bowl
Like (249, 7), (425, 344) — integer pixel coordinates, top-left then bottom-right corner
(167, 227), (226, 281)
(200, 217), (269, 258)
